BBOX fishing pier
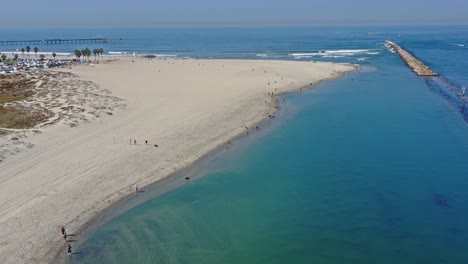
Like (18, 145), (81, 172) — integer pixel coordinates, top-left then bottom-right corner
(0, 38), (122, 45)
(385, 40), (439, 76)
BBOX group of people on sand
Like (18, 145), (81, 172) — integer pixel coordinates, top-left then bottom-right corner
(129, 138), (159, 147)
(129, 139), (150, 145)
(60, 226), (72, 255)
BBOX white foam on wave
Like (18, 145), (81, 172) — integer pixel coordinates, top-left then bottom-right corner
(291, 52), (321, 57)
(256, 53), (287, 58)
(384, 43), (396, 53)
(294, 54), (322, 60)
(291, 49), (378, 59)
(455, 44), (465, 47)
(325, 49), (371, 54)
(108, 51), (128, 55)
(322, 55), (345, 58)
(153, 54), (177, 57)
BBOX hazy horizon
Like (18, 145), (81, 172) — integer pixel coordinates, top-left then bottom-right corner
(1, 23), (468, 31)
(0, 0), (467, 29)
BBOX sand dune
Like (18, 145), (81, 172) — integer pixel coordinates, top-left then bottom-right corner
(0, 58), (355, 263)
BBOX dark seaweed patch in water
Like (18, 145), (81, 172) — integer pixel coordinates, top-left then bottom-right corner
(448, 227), (463, 235)
(424, 77), (468, 122)
(433, 193), (450, 208)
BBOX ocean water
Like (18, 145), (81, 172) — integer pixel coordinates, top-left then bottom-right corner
(5, 26), (467, 263)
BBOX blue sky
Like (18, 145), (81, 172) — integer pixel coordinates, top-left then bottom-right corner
(1, 0), (467, 28)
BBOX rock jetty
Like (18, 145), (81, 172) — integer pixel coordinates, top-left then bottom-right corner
(385, 40), (439, 76)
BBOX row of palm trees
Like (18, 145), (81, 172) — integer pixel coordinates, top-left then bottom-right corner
(1, 46), (105, 63)
(18, 46), (104, 61)
(17, 46), (57, 60)
(19, 46), (38, 58)
(1, 51), (48, 62)
(74, 48), (104, 62)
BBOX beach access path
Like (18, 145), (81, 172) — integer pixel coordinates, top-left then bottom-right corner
(0, 58), (355, 264)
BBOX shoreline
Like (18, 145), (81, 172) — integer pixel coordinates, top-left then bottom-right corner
(59, 95), (286, 263)
(60, 66), (357, 263)
(0, 57), (357, 264)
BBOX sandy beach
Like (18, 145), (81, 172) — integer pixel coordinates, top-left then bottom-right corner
(0, 57), (355, 263)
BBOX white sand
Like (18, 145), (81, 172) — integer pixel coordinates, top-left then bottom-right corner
(0, 57), (355, 263)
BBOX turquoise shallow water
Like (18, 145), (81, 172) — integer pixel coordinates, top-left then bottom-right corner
(38, 26), (468, 263)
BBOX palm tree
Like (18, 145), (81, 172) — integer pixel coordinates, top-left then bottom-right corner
(39, 54), (45, 61)
(52, 52), (57, 60)
(1, 54), (6, 62)
(14, 54), (19, 61)
(98, 48), (104, 61)
(34, 47), (39, 59)
(21, 48), (25, 58)
(74, 50), (82, 60)
(81, 49), (86, 61)
(85, 48), (91, 61)
(25, 46), (31, 58)
(93, 49), (98, 62)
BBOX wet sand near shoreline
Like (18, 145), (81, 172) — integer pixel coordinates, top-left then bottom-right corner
(0, 57), (355, 264)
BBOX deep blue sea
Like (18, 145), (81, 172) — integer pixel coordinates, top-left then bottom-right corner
(3, 26), (468, 263)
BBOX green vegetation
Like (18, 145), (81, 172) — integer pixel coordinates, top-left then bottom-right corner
(0, 76), (35, 103)
(93, 48), (98, 61)
(0, 105), (49, 129)
(74, 49), (82, 59)
(74, 48), (95, 61)
(0, 94), (28, 104)
(0, 75), (47, 129)
(84, 48), (91, 60)
(92, 48), (105, 61)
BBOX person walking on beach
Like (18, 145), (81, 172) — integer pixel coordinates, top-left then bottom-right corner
(130, 138), (132, 145)
(67, 244), (72, 255)
(134, 139), (137, 145)
(60, 226), (65, 236)
(135, 184), (139, 193)
(145, 140), (148, 145)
